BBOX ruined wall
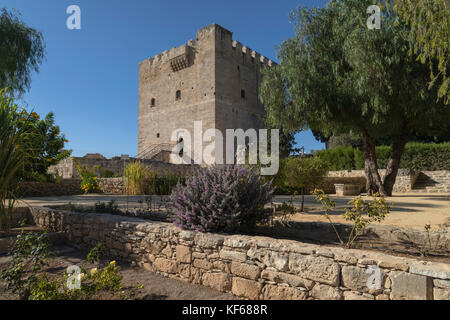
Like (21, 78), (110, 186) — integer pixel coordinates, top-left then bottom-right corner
(48, 156), (198, 179)
(31, 207), (450, 300)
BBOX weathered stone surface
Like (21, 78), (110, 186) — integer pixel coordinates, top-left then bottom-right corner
(193, 259), (212, 270)
(230, 262), (260, 280)
(224, 237), (251, 249)
(390, 271), (433, 300)
(433, 279), (450, 289)
(311, 284), (343, 300)
(178, 263), (191, 278)
(377, 256), (410, 271)
(260, 270), (314, 289)
(263, 285), (308, 300)
(154, 258), (177, 274)
(343, 291), (374, 300)
(433, 288), (450, 300)
(202, 272), (231, 292)
(289, 254), (340, 286)
(176, 245), (191, 263)
(219, 250), (247, 262)
(409, 262), (450, 280)
(375, 294), (389, 300)
(262, 252), (289, 271)
(194, 233), (224, 248)
(232, 277), (262, 300)
(342, 266), (384, 292)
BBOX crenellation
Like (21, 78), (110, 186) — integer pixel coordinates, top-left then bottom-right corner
(138, 24), (275, 162)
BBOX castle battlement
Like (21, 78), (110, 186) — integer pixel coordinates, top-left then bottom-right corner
(138, 24), (274, 163)
(140, 24), (275, 71)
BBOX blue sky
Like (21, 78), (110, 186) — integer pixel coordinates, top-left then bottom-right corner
(2, 0), (327, 157)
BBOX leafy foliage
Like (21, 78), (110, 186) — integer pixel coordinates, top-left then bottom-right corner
(171, 165), (274, 233)
(0, 8), (46, 97)
(0, 231), (55, 299)
(312, 189), (391, 248)
(16, 110), (70, 181)
(314, 142), (450, 171)
(259, 0), (449, 195)
(392, 0), (449, 104)
(124, 161), (154, 195)
(74, 159), (99, 193)
(0, 90), (34, 229)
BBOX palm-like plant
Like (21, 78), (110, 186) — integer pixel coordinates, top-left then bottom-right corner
(0, 89), (33, 229)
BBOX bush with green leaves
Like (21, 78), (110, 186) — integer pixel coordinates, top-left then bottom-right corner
(314, 142), (450, 171)
(312, 189), (391, 248)
(171, 165), (274, 233)
(0, 231), (55, 299)
(148, 171), (185, 195)
(277, 157), (328, 211)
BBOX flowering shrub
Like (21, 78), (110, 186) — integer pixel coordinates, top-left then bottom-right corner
(171, 165), (274, 233)
(74, 159), (99, 193)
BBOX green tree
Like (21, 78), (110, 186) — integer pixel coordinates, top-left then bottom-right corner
(282, 157), (327, 211)
(0, 90), (34, 229)
(393, 0), (450, 104)
(16, 110), (70, 181)
(0, 8), (45, 97)
(260, 0), (449, 196)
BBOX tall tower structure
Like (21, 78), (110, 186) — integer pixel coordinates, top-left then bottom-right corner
(138, 24), (275, 163)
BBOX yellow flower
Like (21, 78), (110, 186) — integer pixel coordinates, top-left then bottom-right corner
(90, 268), (98, 275)
(110, 261), (116, 265)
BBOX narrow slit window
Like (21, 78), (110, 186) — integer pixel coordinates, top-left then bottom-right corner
(241, 89), (246, 99)
(151, 98), (155, 107)
(176, 90), (181, 100)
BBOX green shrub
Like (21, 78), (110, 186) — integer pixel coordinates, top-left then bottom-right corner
(124, 161), (154, 195)
(315, 142), (450, 171)
(148, 171), (185, 195)
(314, 146), (355, 171)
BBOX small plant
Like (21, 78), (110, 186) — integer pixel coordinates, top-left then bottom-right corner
(94, 200), (121, 214)
(312, 189), (391, 248)
(0, 231), (56, 299)
(74, 159), (99, 193)
(87, 243), (105, 264)
(124, 161), (154, 195)
(279, 157), (327, 211)
(171, 165), (274, 233)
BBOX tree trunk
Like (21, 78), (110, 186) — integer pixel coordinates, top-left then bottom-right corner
(383, 129), (410, 196)
(361, 130), (386, 196)
(301, 187), (305, 212)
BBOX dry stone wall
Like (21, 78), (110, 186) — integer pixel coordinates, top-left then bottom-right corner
(30, 207), (450, 300)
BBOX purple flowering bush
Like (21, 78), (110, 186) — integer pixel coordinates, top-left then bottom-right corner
(170, 165), (274, 233)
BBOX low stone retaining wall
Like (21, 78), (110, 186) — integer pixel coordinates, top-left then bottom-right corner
(327, 169), (422, 193)
(29, 207), (450, 300)
(18, 179), (83, 197)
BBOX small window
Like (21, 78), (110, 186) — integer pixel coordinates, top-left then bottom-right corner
(176, 90), (181, 100)
(151, 98), (155, 107)
(241, 89), (246, 99)
(156, 133), (160, 138)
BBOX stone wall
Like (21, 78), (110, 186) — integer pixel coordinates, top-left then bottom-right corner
(414, 171), (450, 193)
(18, 179), (83, 197)
(48, 155), (198, 179)
(30, 207), (450, 300)
(326, 169), (422, 193)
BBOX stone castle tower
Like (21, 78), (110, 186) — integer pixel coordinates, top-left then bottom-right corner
(138, 24), (275, 163)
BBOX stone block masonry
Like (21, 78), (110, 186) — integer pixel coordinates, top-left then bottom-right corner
(30, 207), (449, 300)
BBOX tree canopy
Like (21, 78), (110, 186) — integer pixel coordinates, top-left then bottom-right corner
(392, 0), (449, 104)
(259, 0), (449, 195)
(0, 8), (45, 97)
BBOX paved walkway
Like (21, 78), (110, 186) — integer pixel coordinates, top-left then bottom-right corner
(18, 192), (450, 231)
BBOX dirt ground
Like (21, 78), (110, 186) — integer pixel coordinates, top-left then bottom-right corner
(19, 192), (450, 231)
(275, 192), (450, 231)
(0, 245), (237, 300)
